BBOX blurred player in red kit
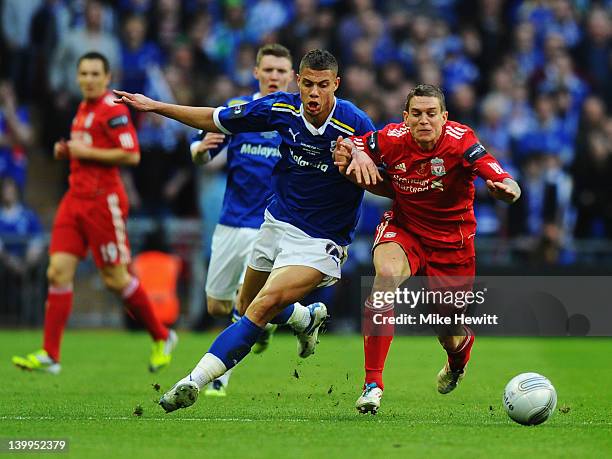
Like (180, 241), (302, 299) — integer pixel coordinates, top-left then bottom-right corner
(334, 84), (521, 414)
(12, 52), (176, 374)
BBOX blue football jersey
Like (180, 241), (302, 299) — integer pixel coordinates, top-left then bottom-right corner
(213, 92), (375, 245)
(192, 93), (282, 229)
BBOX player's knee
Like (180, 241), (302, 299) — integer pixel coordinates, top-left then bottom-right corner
(101, 270), (130, 293)
(207, 298), (233, 317)
(375, 261), (408, 279)
(46, 263), (71, 287)
(438, 335), (462, 351)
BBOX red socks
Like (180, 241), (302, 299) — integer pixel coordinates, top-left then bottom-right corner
(363, 298), (394, 390)
(122, 277), (169, 341)
(43, 286), (74, 362)
(447, 331), (475, 371)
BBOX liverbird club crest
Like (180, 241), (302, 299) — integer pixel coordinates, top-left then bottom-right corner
(430, 157), (446, 176)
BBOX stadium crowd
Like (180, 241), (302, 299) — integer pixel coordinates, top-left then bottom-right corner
(0, 0), (611, 276)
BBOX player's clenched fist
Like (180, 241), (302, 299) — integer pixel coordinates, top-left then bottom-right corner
(333, 135), (353, 172)
(53, 139), (70, 160)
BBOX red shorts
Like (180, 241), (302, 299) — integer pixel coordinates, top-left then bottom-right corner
(50, 191), (132, 267)
(373, 211), (475, 290)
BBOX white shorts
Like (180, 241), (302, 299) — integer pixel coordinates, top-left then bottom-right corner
(206, 224), (260, 301)
(248, 210), (348, 288)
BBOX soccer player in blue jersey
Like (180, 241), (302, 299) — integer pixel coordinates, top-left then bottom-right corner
(114, 49), (384, 413)
(190, 44), (295, 396)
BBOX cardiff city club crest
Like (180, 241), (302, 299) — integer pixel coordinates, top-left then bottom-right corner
(430, 157), (446, 176)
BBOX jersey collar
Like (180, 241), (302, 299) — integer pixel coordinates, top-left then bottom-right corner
(299, 97), (337, 136)
(253, 92), (262, 100)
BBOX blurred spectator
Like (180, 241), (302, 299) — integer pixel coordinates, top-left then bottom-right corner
(441, 37), (480, 94)
(0, 81), (32, 191)
(124, 113), (196, 218)
(574, 8), (611, 106)
(28, 0), (71, 104)
(1, 0), (42, 100)
(0, 177), (44, 277)
(245, 0), (291, 43)
(546, 0), (581, 49)
(513, 21), (544, 80)
(204, 1), (249, 72)
(572, 96), (612, 238)
(515, 92), (573, 166)
(186, 12), (220, 89)
(120, 14), (164, 96)
(49, 0), (121, 100)
(227, 43), (257, 88)
(478, 93), (512, 162)
(48, 0), (121, 144)
(149, 0), (182, 55)
(449, 83), (478, 126)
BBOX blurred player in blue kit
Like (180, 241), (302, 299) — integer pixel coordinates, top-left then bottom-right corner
(115, 49), (387, 413)
(189, 44), (295, 396)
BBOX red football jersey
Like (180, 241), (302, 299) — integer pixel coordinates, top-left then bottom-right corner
(352, 121), (512, 261)
(68, 91), (139, 198)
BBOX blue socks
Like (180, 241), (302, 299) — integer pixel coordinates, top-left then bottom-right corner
(270, 303), (295, 324)
(209, 316), (263, 369)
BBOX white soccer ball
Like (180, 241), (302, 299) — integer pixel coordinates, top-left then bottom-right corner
(503, 372), (557, 425)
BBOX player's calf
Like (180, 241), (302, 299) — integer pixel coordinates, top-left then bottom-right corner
(437, 330), (475, 394)
(207, 297), (233, 318)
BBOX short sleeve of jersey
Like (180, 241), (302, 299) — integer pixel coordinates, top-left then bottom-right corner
(461, 129), (512, 182)
(213, 93), (280, 135)
(103, 104), (139, 153)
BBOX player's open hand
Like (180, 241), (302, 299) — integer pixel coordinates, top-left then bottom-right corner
(191, 133), (225, 165)
(200, 133), (226, 151)
(346, 144), (383, 186)
(113, 90), (157, 112)
(486, 179), (520, 203)
(53, 139), (70, 160)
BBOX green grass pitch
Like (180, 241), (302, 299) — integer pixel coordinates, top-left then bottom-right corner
(1, 330), (610, 458)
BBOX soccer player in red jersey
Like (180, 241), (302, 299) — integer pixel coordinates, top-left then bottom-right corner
(12, 52), (176, 374)
(334, 84), (521, 414)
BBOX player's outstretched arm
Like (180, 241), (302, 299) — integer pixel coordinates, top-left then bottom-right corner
(113, 90), (222, 133)
(66, 140), (140, 166)
(486, 178), (521, 204)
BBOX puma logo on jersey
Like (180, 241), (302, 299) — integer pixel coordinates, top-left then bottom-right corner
(288, 127), (300, 142)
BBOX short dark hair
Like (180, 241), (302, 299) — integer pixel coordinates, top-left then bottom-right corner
(256, 43), (292, 66)
(299, 49), (338, 75)
(77, 51), (110, 73)
(405, 84), (446, 112)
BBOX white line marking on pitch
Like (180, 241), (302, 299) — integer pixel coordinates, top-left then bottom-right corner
(1, 416), (611, 426)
